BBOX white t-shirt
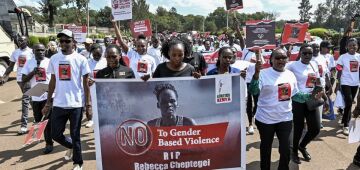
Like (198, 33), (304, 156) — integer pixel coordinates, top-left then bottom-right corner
(245, 63), (256, 83)
(241, 48), (265, 64)
(287, 61), (320, 94)
(147, 46), (167, 66)
(222, 43), (242, 52)
(88, 58), (107, 79)
(47, 51), (91, 108)
(10, 47), (33, 82)
(255, 68), (299, 124)
(322, 53), (336, 69)
(127, 49), (157, 78)
(311, 54), (329, 87)
(80, 50), (91, 59)
(337, 53), (360, 86)
(21, 57), (51, 101)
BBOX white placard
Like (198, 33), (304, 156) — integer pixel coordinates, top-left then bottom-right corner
(111, 0), (132, 21)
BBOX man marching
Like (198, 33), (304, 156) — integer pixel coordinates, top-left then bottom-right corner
(21, 43), (53, 154)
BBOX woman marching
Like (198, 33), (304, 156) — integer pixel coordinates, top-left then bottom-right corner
(287, 44), (326, 164)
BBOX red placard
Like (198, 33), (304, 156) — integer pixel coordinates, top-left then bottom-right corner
(24, 120), (48, 146)
(281, 22), (309, 45)
(64, 25), (87, 33)
(130, 19), (153, 38)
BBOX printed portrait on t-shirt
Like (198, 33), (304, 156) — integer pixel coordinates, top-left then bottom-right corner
(350, 60), (359, 72)
(318, 65), (323, 77)
(18, 55), (27, 67)
(306, 73), (316, 88)
(59, 61), (71, 80)
(278, 83), (291, 101)
(93, 70), (99, 78)
(35, 67), (47, 82)
(137, 60), (149, 73)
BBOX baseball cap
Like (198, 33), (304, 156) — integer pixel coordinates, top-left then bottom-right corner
(57, 29), (73, 38)
(85, 38), (93, 44)
(320, 40), (334, 48)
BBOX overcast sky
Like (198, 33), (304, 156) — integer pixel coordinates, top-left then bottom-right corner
(14, 0), (326, 20)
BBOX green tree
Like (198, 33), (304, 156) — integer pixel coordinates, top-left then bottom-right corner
(96, 6), (112, 27)
(298, 0), (312, 22)
(132, 0), (151, 21)
(38, 0), (63, 27)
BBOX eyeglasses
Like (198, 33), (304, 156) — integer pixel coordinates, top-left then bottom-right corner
(302, 52), (313, 55)
(59, 39), (72, 44)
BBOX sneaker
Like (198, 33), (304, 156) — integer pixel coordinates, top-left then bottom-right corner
(248, 126), (254, 135)
(73, 164), (83, 170)
(17, 127), (28, 135)
(299, 146), (311, 161)
(64, 149), (73, 160)
(343, 127), (349, 136)
(43, 145), (53, 154)
(85, 120), (94, 128)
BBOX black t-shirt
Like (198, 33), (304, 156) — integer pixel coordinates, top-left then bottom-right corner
(96, 65), (135, 79)
(153, 63), (195, 78)
(183, 52), (208, 75)
(340, 36), (350, 55)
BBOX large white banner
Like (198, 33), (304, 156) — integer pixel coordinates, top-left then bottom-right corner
(92, 75), (247, 170)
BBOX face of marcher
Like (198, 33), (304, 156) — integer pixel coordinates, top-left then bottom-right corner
(300, 47), (313, 64)
(204, 41), (211, 51)
(271, 49), (288, 72)
(106, 48), (121, 69)
(85, 43), (92, 51)
(49, 43), (57, 52)
(169, 44), (185, 68)
(18, 36), (28, 49)
(185, 36), (193, 51)
(93, 48), (102, 61)
(59, 36), (74, 52)
(348, 41), (358, 55)
(104, 38), (112, 47)
(312, 44), (320, 56)
(220, 48), (233, 68)
(136, 39), (147, 55)
(33, 44), (46, 61)
(158, 89), (178, 119)
(152, 38), (160, 48)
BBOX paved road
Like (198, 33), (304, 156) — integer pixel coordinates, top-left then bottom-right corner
(0, 74), (359, 170)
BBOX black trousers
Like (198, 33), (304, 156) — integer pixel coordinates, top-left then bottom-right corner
(255, 119), (292, 170)
(292, 101), (320, 154)
(247, 83), (259, 126)
(31, 100), (53, 145)
(340, 85), (358, 127)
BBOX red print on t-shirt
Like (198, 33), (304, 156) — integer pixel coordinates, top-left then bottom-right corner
(93, 70), (99, 78)
(59, 63), (71, 80)
(350, 60), (359, 72)
(306, 73), (317, 88)
(137, 60), (148, 73)
(318, 65), (323, 77)
(35, 68), (46, 82)
(278, 83), (291, 101)
(18, 56), (27, 67)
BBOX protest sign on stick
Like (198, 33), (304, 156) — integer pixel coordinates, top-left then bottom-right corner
(225, 0), (243, 10)
(281, 22), (309, 45)
(245, 20), (276, 50)
(130, 19), (153, 38)
(111, 0), (132, 21)
(64, 25), (87, 43)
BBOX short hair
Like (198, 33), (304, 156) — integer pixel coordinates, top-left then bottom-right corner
(153, 83), (178, 100)
(216, 46), (233, 67)
(90, 43), (103, 54)
(297, 43), (312, 61)
(269, 48), (287, 66)
(161, 37), (192, 60)
(347, 38), (358, 46)
(105, 44), (127, 66)
(137, 34), (146, 40)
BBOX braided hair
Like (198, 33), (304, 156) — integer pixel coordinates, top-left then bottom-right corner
(153, 83), (179, 100)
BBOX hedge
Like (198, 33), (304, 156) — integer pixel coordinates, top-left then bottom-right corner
(29, 36), (40, 47)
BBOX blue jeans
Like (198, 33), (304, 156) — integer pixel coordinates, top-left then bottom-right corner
(17, 82), (31, 128)
(51, 107), (83, 165)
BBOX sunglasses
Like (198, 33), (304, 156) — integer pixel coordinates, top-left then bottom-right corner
(59, 39), (72, 44)
(302, 52), (313, 55)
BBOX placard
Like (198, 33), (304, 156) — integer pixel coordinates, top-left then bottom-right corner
(130, 19), (153, 38)
(281, 22), (309, 45)
(225, 0), (243, 10)
(112, 0), (132, 21)
(245, 20), (276, 49)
